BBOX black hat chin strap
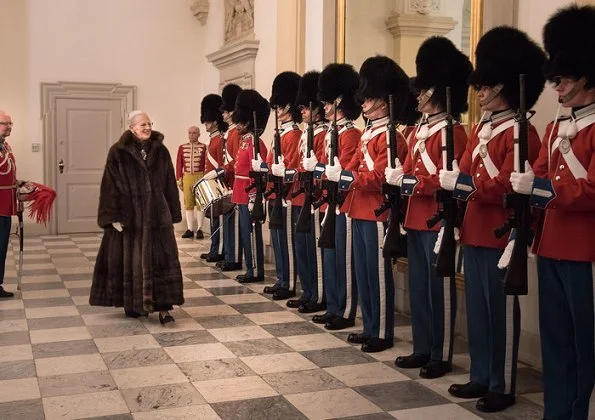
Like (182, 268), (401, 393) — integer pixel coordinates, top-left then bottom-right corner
(479, 83), (504, 107)
(560, 76), (587, 104)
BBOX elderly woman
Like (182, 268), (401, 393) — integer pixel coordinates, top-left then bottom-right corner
(90, 111), (184, 324)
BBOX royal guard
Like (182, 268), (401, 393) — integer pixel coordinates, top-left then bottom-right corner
(387, 37), (471, 376)
(325, 56), (409, 352)
(200, 94), (229, 263)
(176, 125), (206, 239)
(232, 90), (269, 283)
(252, 71), (302, 299)
(509, 6), (595, 419)
(439, 27), (545, 412)
(303, 63), (362, 330)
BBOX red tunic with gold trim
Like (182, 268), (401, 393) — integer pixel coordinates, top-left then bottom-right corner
(232, 134), (268, 205)
(265, 121), (301, 201)
(175, 141), (206, 179)
(291, 122), (327, 206)
(205, 131), (224, 172)
(455, 112), (541, 249)
(0, 141), (17, 216)
(530, 111), (595, 262)
(223, 125), (241, 185)
(402, 114), (467, 231)
(343, 117), (407, 222)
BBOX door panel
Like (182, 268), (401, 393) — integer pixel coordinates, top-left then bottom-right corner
(56, 98), (123, 233)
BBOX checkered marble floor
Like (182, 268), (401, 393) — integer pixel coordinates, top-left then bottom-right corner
(0, 232), (552, 419)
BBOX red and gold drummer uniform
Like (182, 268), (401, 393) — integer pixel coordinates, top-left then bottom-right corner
(232, 134), (268, 205)
(205, 130), (224, 172)
(0, 141), (17, 216)
(176, 141), (206, 210)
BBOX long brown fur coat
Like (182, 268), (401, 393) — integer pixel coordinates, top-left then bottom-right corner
(90, 130), (184, 312)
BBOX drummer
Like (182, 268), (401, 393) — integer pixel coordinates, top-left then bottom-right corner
(201, 94), (229, 262)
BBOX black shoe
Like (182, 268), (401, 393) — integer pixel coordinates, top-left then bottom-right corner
(237, 275), (264, 284)
(298, 301), (326, 313)
(220, 262), (242, 271)
(0, 287), (14, 298)
(347, 332), (370, 344)
(272, 288), (296, 300)
(200, 253), (210, 260)
(324, 317), (355, 330)
(263, 284), (281, 294)
(206, 254), (225, 263)
(159, 312), (175, 325)
(362, 337), (394, 353)
(419, 360), (452, 379)
(395, 353), (430, 369)
(181, 229), (194, 239)
(312, 312), (336, 324)
(476, 392), (515, 413)
(195, 230), (204, 240)
(124, 309), (148, 318)
(287, 297), (309, 308)
(448, 382), (488, 399)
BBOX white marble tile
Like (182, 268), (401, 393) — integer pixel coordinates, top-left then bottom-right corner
(0, 319), (28, 333)
(30, 326), (92, 344)
(21, 262), (56, 269)
(286, 388), (382, 420)
(62, 280), (92, 288)
(523, 392), (544, 407)
(182, 288), (213, 297)
(95, 334), (160, 353)
(36, 353), (107, 376)
(21, 289), (70, 299)
(208, 325), (273, 342)
(415, 373), (479, 403)
(25, 306), (80, 319)
(20, 274), (62, 283)
(192, 376), (278, 403)
(111, 364), (188, 389)
(0, 378), (40, 403)
(241, 352), (318, 375)
(0, 344), (33, 362)
(131, 405), (221, 420)
(183, 305), (240, 318)
(325, 362), (409, 387)
(82, 312), (140, 326)
(0, 299), (24, 310)
(279, 333), (350, 352)
(245, 311), (305, 325)
(218, 294), (270, 304)
(389, 403), (483, 420)
(165, 343), (236, 363)
(367, 340), (413, 362)
(56, 267), (93, 275)
(195, 279), (243, 288)
(47, 248), (80, 254)
(71, 296), (90, 305)
(141, 316), (203, 334)
(182, 267), (220, 275)
(43, 390), (129, 420)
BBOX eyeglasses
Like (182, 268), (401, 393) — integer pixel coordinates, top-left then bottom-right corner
(0, 122), (14, 127)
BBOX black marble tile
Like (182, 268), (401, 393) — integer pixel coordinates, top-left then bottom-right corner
(152, 329), (218, 347)
(68, 287), (91, 296)
(83, 415), (133, 420)
(19, 282), (65, 291)
(354, 381), (450, 411)
(178, 359), (255, 382)
(230, 302), (286, 314)
(0, 399), (45, 420)
(197, 315), (255, 329)
(515, 367), (543, 394)
(0, 309), (26, 321)
(21, 269), (58, 276)
(59, 273), (92, 282)
(224, 338), (295, 357)
(88, 322), (149, 338)
(460, 396), (544, 420)
(180, 261), (206, 268)
(32, 339), (98, 358)
(38, 371), (117, 398)
(120, 383), (205, 412)
(23, 297), (73, 308)
(262, 321), (324, 337)
(0, 360), (36, 380)
(204, 286), (255, 296)
(182, 296), (224, 307)
(102, 348), (172, 369)
(187, 272), (232, 281)
(28, 316), (85, 331)
(0, 331), (30, 346)
(301, 347), (377, 368)
(212, 396), (308, 420)
(339, 414), (396, 420)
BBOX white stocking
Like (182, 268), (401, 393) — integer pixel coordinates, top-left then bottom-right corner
(185, 210), (195, 231)
(195, 208), (205, 232)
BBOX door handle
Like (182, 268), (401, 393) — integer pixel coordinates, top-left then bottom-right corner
(58, 159), (65, 174)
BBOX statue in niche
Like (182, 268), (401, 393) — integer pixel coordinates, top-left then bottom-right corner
(224, 0), (254, 43)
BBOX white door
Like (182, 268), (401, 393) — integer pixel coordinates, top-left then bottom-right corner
(55, 98), (123, 233)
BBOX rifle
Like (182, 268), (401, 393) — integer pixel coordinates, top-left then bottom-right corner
(294, 101), (315, 233)
(246, 111), (266, 223)
(266, 108), (284, 229)
(426, 86), (457, 277)
(494, 74), (530, 295)
(374, 94), (403, 258)
(315, 102), (339, 248)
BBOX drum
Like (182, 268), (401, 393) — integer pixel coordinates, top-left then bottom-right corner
(192, 177), (234, 219)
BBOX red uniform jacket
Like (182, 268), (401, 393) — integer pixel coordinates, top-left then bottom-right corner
(345, 117), (407, 222)
(265, 121), (301, 201)
(403, 115), (468, 231)
(223, 125), (241, 185)
(232, 134), (268, 205)
(175, 141), (206, 180)
(0, 141), (17, 216)
(458, 113), (541, 249)
(291, 122), (327, 206)
(532, 117), (595, 262)
(205, 131), (225, 172)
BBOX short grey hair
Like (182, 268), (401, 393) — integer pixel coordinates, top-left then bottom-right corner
(127, 110), (150, 128)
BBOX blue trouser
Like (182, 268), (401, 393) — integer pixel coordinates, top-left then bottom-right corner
(323, 213), (357, 319)
(223, 207), (241, 263)
(238, 204), (263, 277)
(208, 214), (222, 256)
(0, 216), (11, 286)
(538, 257), (594, 420)
(269, 202), (296, 291)
(292, 205), (319, 302)
(407, 229), (456, 361)
(464, 245), (520, 395)
(352, 219), (394, 340)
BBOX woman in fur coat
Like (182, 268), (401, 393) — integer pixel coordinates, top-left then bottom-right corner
(90, 111), (184, 324)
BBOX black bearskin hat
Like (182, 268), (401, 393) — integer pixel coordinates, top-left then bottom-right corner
(400, 80), (422, 126)
(318, 63), (361, 120)
(232, 89), (271, 134)
(469, 26), (546, 109)
(295, 71), (325, 121)
(220, 84), (242, 112)
(200, 94), (229, 132)
(543, 5), (595, 88)
(270, 71), (302, 123)
(415, 36), (472, 116)
(357, 55), (411, 120)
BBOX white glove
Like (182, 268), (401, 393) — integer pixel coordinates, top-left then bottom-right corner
(204, 170), (217, 180)
(497, 239), (514, 269)
(251, 153), (264, 172)
(112, 222), (123, 232)
(272, 161), (285, 177)
(325, 156), (342, 182)
(439, 160), (460, 191)
(433, 226), (460, 254)
(303, 154), (319, 172)
(384, 158), (404, 186)
(510, 161), (534, 195)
